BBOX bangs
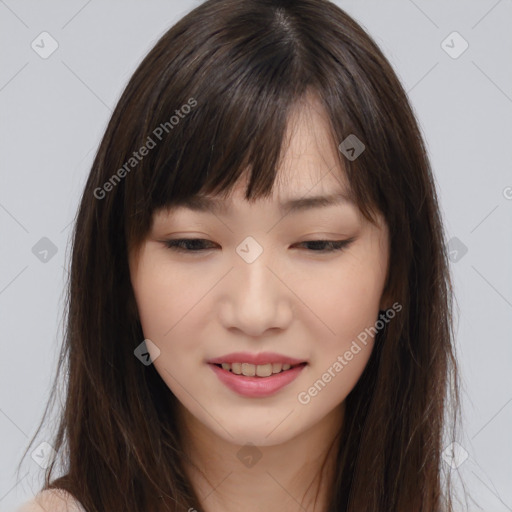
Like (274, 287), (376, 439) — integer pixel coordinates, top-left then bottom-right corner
(115, 0), (398, 251)
(147, 62), (305, 212)
(127, 11), (313, 237)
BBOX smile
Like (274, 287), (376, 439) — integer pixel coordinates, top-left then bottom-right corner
(209, 362), (307, 398)
(214, 362), (303, 377)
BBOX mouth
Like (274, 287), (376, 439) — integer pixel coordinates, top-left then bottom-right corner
(211, 361), (307, 377)
(208, 361), (308, 397)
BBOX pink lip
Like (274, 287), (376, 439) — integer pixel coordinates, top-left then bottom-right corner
(209, 362), (307, 398)
(207, 352), (307, 365)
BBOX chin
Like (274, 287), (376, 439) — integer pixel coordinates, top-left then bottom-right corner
(211, 414), (304, 447)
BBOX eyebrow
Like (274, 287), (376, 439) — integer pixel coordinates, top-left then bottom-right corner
(166, 192), (354, 215)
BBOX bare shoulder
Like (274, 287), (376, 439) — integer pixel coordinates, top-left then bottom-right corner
(16, 489), (85, 512)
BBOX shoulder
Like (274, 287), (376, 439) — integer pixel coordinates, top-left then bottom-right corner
(16, 489), (85, 512)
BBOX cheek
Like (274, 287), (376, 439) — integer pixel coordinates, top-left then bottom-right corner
(297, 275), (378, 410)
(297, 255), (385, 344)
(132, 271), (176, 338)
(130, 253), (221, 385)
(132, 257), (208, 339)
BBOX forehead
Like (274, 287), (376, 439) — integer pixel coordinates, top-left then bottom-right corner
(278, 92), (348, 185)
(164, 161), (353, 218)
(167, 93), (353, 215)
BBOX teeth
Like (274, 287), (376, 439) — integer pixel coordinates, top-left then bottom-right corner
(256, 363), (273, 377)
(217, 362), (297, 376)
(241, 363), (256, 376)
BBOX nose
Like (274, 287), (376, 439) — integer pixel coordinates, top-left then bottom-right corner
(218, 247), (293, 337)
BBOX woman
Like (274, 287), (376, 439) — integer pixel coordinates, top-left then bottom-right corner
(16, 0), (460, 510)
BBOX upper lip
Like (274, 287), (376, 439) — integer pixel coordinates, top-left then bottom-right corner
(207, 352), (307, 366)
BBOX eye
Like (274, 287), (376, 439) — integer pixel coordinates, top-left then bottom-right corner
(162, 237), (355, 254)
(162, 238), (217, 252)
(292, 238), (355, 253)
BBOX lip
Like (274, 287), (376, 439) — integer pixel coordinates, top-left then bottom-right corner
(209, 362), (307, 398)
(207, 352), (307, 366)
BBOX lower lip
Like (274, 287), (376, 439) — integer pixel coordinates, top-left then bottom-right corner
(209, 363), (307, 398)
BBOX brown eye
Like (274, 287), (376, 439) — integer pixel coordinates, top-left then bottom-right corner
(162, 237), (355, 254)
(162, 238), (217, 252)
(293, 238), (355, 253)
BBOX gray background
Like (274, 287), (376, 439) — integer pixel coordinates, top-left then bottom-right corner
(1, 1), (511, 510)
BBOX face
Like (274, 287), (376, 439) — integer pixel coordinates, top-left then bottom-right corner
(129, 96), (390, 447)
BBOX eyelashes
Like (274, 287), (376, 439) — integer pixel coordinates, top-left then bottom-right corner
(161, 237), (355, 254)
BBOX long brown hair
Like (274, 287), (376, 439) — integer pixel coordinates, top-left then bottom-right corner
(17, 0), (461, 510)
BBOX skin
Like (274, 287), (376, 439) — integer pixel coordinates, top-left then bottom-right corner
(129, 93), (391, 512)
